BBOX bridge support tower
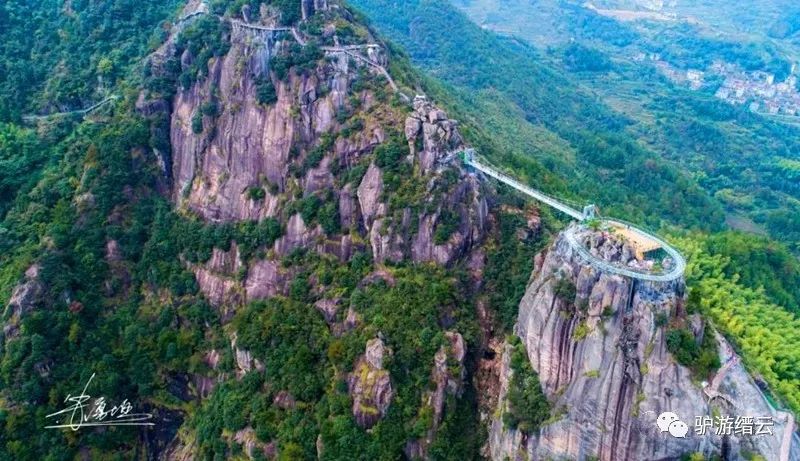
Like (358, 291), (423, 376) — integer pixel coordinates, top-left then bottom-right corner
(582, 204), (597, 220)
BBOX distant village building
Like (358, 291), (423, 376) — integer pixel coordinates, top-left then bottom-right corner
(686, 69), (703, 81)
(644, 53), (800, 119)
(686, 69), (704, 89)
(767, 101), (780, 114)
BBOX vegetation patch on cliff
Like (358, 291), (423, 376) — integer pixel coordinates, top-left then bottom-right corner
(197, 261), (485, 459)
(503, 336), (550, 433)
(666, 324), (720, 380)
(484, 209), (549, 331)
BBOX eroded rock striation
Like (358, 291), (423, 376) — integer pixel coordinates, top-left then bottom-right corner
(137, 2), (489, 302)
(130, 0), (491, 456)
(489, 224), (799, 461)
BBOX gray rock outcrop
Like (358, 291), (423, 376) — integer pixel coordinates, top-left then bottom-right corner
(489, 226), (799, 461)
(158, 19), (491, 300)
(406, 96), (462, 174)
(348, 338), (394, 428)
(406, 331), (467, 459)
(169, 23), (361, 222)
(3, 264), (44, 341)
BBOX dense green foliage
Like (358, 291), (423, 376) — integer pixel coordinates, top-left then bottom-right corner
(0, 0), (182, 121)
(2, 0), (800, 458)
(349, 0), (726, 232)
(255, 75), (278, 105)
(648, 24), (791, 77)
(272, 43), (324, 81)
(174, 15), (231, 90)
(701, 231), (800, 312)
(0, 111), (232, 459)
(0, 1), (494, 458)
(0, 124), (46, 217)
(666, 324), (720, 380)
(676, 234), (800, 413)
(434, 209), (460, 245)
(185, 261), (484, 459)
(173, 215), (282, 264)
(353, 0), (800, 418)
(456, 0), (794, 77)
(444, 0), (800, 252)
(483, 210), (546, 331)
(562, 43), (611, 72)
(503, 336), (550, 433)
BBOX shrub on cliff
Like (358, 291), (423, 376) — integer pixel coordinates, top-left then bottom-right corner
(553, 274), (577, 304)
(434, 209), (460, 245)
(175, 15), (231, 87)
(255, 76), (278, 105)
(484, 211), (545, 331)
(271, 43), (323, 81)
(666, 324), (720, 380)
(504, 336), (550, 433)
(247, 186), (266, 201)
(191, 112), (203, 134)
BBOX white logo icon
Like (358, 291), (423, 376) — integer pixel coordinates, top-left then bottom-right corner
(657, 412), (689, 438)
(668, 420), (689, 438)
(657, 412), (680, 432)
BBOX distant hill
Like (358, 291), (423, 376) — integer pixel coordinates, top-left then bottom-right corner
(442, 0), (800, 252)
(351, 0), (727, 233)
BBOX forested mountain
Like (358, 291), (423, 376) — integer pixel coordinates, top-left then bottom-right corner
(354, 0), (730, 233)
(351, 0), (800, 441)
(448, 0), (800, 251)
(354, 0), (800, 251)
(0, 0), (184, 121)
(0, 0), (798, 459)
(0, 0), (523, 458)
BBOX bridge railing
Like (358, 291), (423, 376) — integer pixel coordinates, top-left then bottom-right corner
(563, 224), (685, 282)
(463, 150), (686, 282)
(22, 95), (119, 122)
(466, 156), (585, 220)
(607, 218), (686, 272)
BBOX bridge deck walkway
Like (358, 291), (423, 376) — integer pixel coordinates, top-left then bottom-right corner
(465, 157), (584, 220)
(465, 153), (686, 282)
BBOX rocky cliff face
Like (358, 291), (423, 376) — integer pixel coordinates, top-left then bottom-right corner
(2, 264), (43, 342)
(170, 28), (349, 222)
(133, 1), (490, 454)
(152, 17), (487, 308)
(7, 1), (796, 460)
(489, 225), (798, 461)
(166, 12), (476, 233)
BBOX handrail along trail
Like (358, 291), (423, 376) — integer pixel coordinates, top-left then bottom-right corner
(24, 9), (404, 122)
(22, 95), (119, 122)
(231, 20), (403, 97)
